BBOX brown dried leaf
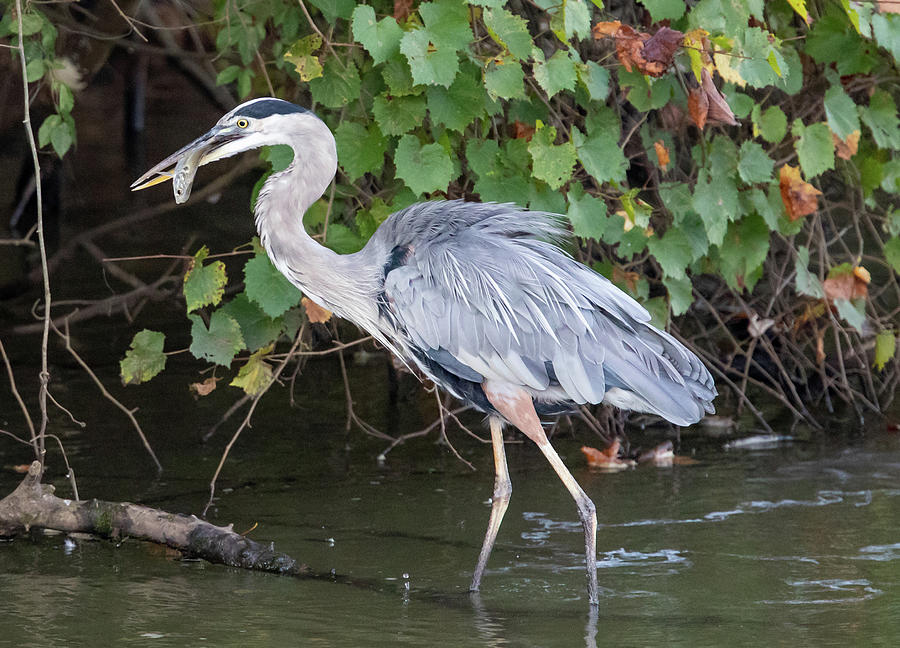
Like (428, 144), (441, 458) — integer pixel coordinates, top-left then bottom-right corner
(823, 272), (868, 301)
(815, 328), (826, 365)
(654, 140), (670, 170)
(512, 120), (536, 141)
(613, 266), (640, 294)
(614, 25), (651, 74)
(393, 0), (414, 22)
(592, 20), (622, 38)
(779, 164), (822, 220)
(642, 27), (684, 68)
(700, 68), (737, 125)
(190, 376), (218, 397)
(302, 296), (332, 324)
(581, 440), (635, 471)
(688, 85), (709, 130)
(832, 130), (860, 160)
(12, 464), (31, 474)
(879, 1), (900, 14)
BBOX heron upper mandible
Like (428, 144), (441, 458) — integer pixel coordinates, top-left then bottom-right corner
(133, 97), (716, 605)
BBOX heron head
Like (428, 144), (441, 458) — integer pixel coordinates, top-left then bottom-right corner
(131, 98), (329, 203)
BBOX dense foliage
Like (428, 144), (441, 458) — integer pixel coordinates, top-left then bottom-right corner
(8, 0), (900, 426)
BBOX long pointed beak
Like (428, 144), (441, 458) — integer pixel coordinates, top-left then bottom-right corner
(130, 125), (242, 201)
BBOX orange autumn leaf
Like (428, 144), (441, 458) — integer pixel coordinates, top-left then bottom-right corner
(612, 266), (640, 294)
(779, 165), (822, 220)
(592, 20), (622, 37)
(688, 85), (708, 130)
(823, 270), (869, 301)
(832, 130), (860, 160)
(512, 120), (536, 141)
(190, 376), (218, 397)
(654, 140), (670, 170)
(302, 296), (333, 324)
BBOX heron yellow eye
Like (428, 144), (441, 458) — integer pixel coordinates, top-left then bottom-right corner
(236, 118), (249, 129)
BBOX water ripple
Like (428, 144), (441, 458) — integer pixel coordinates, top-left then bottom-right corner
(761, 579), (882, 605)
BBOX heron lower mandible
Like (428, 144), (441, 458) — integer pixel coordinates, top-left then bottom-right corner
(133, 98), (716, 605)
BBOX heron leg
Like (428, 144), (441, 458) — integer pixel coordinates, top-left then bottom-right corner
(484, 383), (599, 606)
(470, 415), (512, 593)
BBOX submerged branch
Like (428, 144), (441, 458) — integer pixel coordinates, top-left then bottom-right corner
(0, 462), (300, 574)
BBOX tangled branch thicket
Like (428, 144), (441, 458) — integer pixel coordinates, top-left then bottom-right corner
(4, 0), (900, 452)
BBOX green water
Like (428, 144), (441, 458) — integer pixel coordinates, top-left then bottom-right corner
(1, 356), (899, 647)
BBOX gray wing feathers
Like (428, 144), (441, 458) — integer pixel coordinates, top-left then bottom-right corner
(377, 201), (716, 424)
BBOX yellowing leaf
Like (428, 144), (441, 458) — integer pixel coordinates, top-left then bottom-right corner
(874, 330), (897, 371)
(779, 165), (821, 221)
(786, 0), (811, 24)
(230, 348), (274, 396)
(683, 28), (712, 82)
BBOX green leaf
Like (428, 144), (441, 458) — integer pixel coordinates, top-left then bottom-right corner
(324, 223), (366, 254)
(533, 48), (576, 99)
(372, 93), (427, 136)
(734, 27), (781, 88)
(283, 34), (323, 82)
(183, 246), (227, 313)
(220, 294), (284, 352)
(243, 253), (302, 318)
(466, 139), (530, 204)
(823, 77), (861, 141)
(663, 275), (694, 317)
(527, 123), (576, 190)
(884, 236), (900, 274)
(717, 214), (770, 292)
(574, 108), (627, 184)
(306, 0), (355, 22)
(237, 69), (253, 99)
(230, 348), (274, 396)
(216, 65), (241, 85)
(549, 0), (591, 42)
(484, 54), (525, 100)
(566, 187), (608, 242)
(25, 57), (44, 83)
(860, 90), (900, 150)
(874, 330), (897, 371)
(648, 228), (693, 280)
(351, 5), (403, 65)
(335, 121), (387, 180)
(483, 6), (532, 60)
(57, 84), (74, 115)
(381, 55), (416, 95)
(188, 312), (246, 367)
(737, 141), (774, 185)
(120, 330), (167, 385)
(309, 58), (361, 108)
(49, 118), (73, 158)
(806, 7), (878, 75)
(400, 0), (471, 88)
(38, 114), (60, 148)
(872, 12), (900, 62)
(395, 134), (454, 195)
(692, 169), (737, 247)
(795, 245), (824, 298)
(15, 12), (44, 36)
(426, 66), (488, 132)
(754, 105), (787, 144)
(640, 0), (686, 22)
(834, 298), (866, 334)
(792, 121), (835, 179)
(576, 61), (610, 102)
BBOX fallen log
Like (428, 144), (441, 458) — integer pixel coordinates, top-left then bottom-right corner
(0, 461), (304, 575)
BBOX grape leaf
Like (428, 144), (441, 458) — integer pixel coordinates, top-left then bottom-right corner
(394, 134), (454, 195)
(483, 6), (532, 60)
(574, 108), (627, 184)
(230, 348), (274, 396)
(335, 121), (387, 180)
(860, 90), (900, 150)
(640, 0), (686, 22)
(426, 66), (489, 132)
(527, 123), (576, 190)
(120, 330), (167, 385)
(220, 294), (284, 352)
(874, 330), (897, 371)
(692, 169), (737, 247)
(243, 253), (302, 318)
(484, 54), (525, 100)
(663, 275), (694, 316)
(351, 5), (402, 65)
(753, 105), (787, 143)
(792, 121), (835, 179)
(309, 58), (360, 108)
(737, 140), (774, 184)
(824, 77), (861, 141)
(566, 186), (608, 242)
(576, 61), (610, 101)
(372, 93), (427, 136)
(885, 236), (900, 274)
(188, 312), (245, 367)
(648, 228), (693, 280)
(183, 246), (227, 313)
(533, 48), (577, 99)
(794, 245), (824, 298)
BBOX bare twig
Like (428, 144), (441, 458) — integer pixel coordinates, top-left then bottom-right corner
(15, 0), (50, 466)
(0, 338), (36, 450)
(203, 333), (305, 517)
(53, 319), (162, 472)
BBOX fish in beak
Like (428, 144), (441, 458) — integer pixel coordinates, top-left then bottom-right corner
(130, 125), (243, 204)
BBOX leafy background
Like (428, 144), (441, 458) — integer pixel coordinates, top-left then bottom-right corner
(7, 0), (900, 431)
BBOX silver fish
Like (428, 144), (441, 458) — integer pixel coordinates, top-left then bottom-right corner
(173, 147), (204, 204)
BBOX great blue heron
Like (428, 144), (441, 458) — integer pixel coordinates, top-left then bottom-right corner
(133, 97), (716, 605)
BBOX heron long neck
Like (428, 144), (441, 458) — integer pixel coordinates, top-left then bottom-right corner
(253, 135), (379, 328)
